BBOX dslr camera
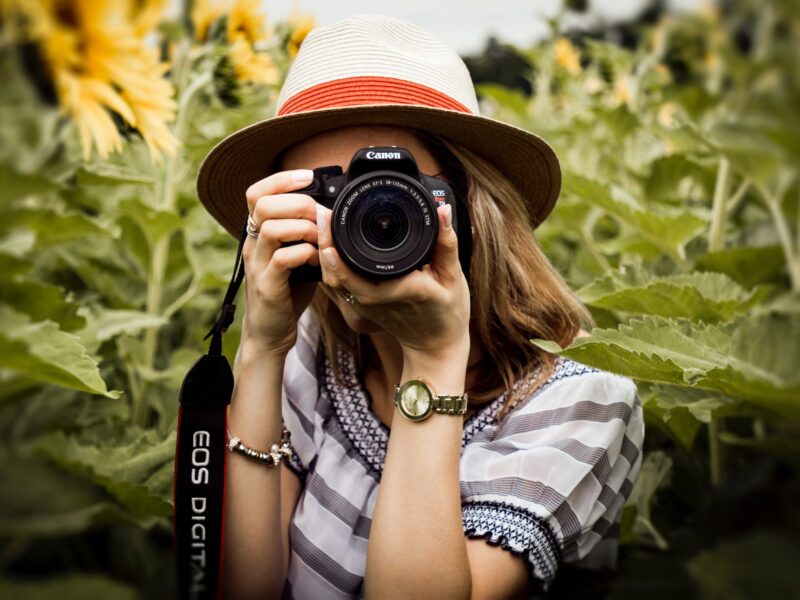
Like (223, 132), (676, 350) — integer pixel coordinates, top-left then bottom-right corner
(287, 146), (472, 282)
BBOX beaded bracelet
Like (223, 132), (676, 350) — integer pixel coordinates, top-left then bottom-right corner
(226, 425), (293, 467)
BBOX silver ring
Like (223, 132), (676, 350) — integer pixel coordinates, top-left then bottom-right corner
(343, 290), (357, 305)
(246, 213), (260, 238)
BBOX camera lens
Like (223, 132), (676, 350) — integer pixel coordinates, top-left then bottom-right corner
(332, 174), (437, 278)
(360, 192), (410, 251)
(348, 184), (422, 259)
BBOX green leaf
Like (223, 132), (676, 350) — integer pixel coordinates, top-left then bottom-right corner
(0, 304), (121, 398)
(644, 154), (714, 203)
(33, 429), (176, 517)
(55, 245), (147, 309)
(475, 83), (530, 119)
(0, 575), (137, 600)
(74, 163), (157, 186)
(642, 385), (745, 451)
(706, 122), (786, 186)
(0, 207), (116, 246)
(563, 174), (707, 259)
(577, 265), (765, 322)
(118, 197), (183, 248)
(621, 450), (672, 549)
(75, 306), (166, 354)
(592, 105), (641, 140)
(695, 245), (787, 289)
(0, 164), (60, 202)
(0, 277), (85, 330)
(650, 385), (745, 424)
(0, 450), (158, 537)
(532, 313), (800, 415)
(594, 234), (664, 262)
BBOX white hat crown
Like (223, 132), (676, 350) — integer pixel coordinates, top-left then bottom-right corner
(276, 14), (481, 115)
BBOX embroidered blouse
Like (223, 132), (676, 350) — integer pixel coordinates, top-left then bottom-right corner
(278, 308), (644, 599)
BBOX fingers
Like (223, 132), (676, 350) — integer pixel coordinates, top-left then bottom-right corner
(316, 204), (377, 302)
(252, 218), (319, 267)
(429, 204), (462, 284)
(260, 242), (320, 293)
(316, 205), (429, 305)
(245, 169), (314, 214)
(252, 193), (319, 222)
(242, 168), (320, 268)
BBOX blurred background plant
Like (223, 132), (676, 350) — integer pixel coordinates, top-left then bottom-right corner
(0, 0), (797, 598)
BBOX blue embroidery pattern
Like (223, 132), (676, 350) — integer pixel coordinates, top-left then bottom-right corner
(462, 500), (561, 589)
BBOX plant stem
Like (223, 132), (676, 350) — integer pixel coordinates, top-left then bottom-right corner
(725, 178), (751, 216)
(708, 418), (724, 486)
(708, 157), (732, 253)
(162, 276), (200, 321)
(759, 183), (800, 291)
(132, 43), (210, 427)
(707, 157), (732, 487)
(583, 208), (612, 272)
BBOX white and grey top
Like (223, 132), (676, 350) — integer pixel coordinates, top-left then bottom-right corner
(278, 308), (644, 599)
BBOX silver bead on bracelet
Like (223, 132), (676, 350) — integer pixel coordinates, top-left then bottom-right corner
(226, 425), (293, 467)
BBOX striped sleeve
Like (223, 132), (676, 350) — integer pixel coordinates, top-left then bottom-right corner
(280, 307), (325, 481)
(459, 360), (644, 592)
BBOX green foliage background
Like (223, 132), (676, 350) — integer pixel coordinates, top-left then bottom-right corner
(1, 1), (798, 598)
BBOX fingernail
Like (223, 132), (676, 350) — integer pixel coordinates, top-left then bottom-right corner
(323, 247), (337, 269)
(292, 169), (313, 183)
(443, 204), (452, 229)
(317, 204), (325, 233)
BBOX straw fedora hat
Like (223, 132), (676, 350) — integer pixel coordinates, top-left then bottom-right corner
(196, 14), (561, 239)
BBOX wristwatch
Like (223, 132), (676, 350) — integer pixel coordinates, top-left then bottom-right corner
(393, 377), (468, 422)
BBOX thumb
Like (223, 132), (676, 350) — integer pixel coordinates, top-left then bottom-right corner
(429, 203), (461, 283)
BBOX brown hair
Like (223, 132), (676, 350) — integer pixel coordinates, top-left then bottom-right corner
(308, 130), (593, 422)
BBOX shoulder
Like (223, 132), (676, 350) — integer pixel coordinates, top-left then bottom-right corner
(503, 356), (640, 426)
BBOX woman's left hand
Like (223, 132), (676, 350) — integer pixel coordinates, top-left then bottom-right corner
(317, 203), (471, 364)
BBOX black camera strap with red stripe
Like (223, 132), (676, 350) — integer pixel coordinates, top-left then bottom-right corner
(173, 216), (248, 600)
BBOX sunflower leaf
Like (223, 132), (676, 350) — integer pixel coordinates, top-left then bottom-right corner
(32, 429), (176, 517)
(563, 174), (707, 259)
(532, 313), (800, 416)
(0, 303), (122, 398)
(577, 265), (766, 322)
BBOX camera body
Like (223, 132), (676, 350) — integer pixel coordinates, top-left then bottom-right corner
(288, 146), (472, 283)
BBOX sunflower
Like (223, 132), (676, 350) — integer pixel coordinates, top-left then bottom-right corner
(227, 0), (278, 85)
(554, 37), (581, 75)
(286, 13), (315, 58)
(5, 0), (178, 162)
(192, 0), (279, 86)
(192, 0), (227, 42)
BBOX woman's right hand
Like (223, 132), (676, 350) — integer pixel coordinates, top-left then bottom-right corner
(240, 168), (320, 357)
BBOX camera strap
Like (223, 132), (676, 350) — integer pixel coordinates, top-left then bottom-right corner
(173, 215), (248, 600)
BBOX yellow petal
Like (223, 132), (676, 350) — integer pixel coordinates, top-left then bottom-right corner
(227, 0), (268, 44)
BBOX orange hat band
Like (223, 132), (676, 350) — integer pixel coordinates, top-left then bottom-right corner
(276, 76), (474, 116)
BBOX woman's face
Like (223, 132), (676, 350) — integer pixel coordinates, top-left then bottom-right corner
(280, 125), (445, 334)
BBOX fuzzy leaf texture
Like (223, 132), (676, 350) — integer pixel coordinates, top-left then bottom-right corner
(577, 266), (767, 322)
(532, 313), (800, 416)
(0, 304), (122, 398)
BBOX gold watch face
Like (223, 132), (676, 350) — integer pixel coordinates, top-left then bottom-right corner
(397, 379), (433, 421)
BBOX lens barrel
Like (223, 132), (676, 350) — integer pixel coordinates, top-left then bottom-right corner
(331, 172), (438, 278)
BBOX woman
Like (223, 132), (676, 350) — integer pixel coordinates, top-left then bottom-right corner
(196, 14), (644, 600)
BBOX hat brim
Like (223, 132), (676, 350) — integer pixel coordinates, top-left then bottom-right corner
(196, 103), (561, 239)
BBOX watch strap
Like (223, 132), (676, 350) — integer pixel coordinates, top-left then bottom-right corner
(431, 393), (469, 415)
